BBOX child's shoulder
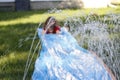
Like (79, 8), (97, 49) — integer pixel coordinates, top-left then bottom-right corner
(55, 25), (61, 30)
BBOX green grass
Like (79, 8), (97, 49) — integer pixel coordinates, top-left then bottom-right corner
(0, 7), (120, 80)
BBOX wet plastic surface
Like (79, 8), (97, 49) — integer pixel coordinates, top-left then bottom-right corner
(32, 28), (112, 80)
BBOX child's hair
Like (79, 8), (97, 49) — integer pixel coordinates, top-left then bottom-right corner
(43, 16), (57, 30)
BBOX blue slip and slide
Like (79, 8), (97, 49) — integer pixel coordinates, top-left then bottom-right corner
(32, 28), (113, 80)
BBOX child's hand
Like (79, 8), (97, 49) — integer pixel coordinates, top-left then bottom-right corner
(48, 21), (55, 27)
(46, 21), (55, 31)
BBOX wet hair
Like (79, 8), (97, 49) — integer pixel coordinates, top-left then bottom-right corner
(43, 16), (57, 30)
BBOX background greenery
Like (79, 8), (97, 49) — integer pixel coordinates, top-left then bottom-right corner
(0, 6), (120, 80)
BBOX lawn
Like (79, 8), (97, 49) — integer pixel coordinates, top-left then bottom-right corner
(0, 7), (120, 80)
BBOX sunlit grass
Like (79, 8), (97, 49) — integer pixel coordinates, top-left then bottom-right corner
(0, 51), (30, 65)
(0, 7), (120, 26)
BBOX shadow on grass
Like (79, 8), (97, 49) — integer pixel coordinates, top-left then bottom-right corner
(0, 7), (120, 21)
(0, 10), (47, 21)
(0, 23), (40, 79)
(0, 23), (40, 56)
(0, 52), (37, 80)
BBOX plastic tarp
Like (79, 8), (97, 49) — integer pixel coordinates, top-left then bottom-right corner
(32, 28), (112, 80)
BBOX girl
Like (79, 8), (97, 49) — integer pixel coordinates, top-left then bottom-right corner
(42, 16), (61, 34)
